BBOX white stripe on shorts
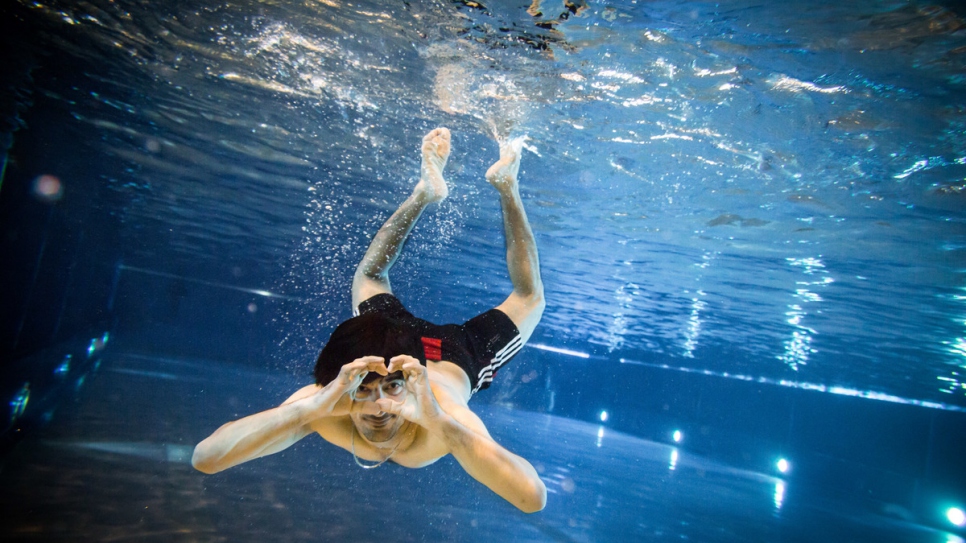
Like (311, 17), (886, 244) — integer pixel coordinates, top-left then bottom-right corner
(473, 334), (523, 394)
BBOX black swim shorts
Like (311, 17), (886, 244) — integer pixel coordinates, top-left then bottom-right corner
(355, 293), (522, 394)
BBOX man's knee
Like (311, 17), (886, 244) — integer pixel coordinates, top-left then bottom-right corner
(351, 270), (392, 309)
(527, 292), (546, 326)
(497, 290), (545, 341)
(521, 281), (545, 312)
(516, 284), (544, 312)
(533, 291), (546, 316)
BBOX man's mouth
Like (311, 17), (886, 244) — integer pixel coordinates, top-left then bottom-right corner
(365, 413), (393, 426)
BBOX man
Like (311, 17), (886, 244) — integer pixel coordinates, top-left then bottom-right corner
(192, 128), (547, 513)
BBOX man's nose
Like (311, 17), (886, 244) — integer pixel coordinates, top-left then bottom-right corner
(361, 387), (386, 400)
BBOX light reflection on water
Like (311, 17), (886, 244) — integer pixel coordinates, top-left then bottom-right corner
(778, 256), (832, 371)
(619, 355), (966, 413)
(13, 0), (966, 406)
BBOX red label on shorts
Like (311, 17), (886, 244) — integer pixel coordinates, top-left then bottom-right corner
(421, 337), (442, 361)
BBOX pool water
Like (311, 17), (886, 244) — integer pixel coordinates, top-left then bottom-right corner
(1, 0), (965, 540)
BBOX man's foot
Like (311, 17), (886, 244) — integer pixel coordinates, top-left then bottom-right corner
(415, 128), (451, 203)
(486, 137), (525, 191)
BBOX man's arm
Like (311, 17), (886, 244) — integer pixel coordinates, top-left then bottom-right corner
(487, 138), (545, 343)
(191, 357), (387, 474)
(431, 403), (547, 513)
(378, 356), (547, 513)
(191, 384), (322, 474)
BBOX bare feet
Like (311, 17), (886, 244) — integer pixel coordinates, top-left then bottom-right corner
(486, 137), (525, 191)
(415, 127), (451, 203)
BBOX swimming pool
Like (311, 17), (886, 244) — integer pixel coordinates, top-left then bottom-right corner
(2, 0), (965, 540)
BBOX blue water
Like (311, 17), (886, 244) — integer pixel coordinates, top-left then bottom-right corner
(2, 0), (966, 540)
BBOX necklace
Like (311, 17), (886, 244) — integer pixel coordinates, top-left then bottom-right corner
(351, 426), (404, 469)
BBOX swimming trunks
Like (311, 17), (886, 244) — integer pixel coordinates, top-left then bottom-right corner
(355, 293), (522, 394)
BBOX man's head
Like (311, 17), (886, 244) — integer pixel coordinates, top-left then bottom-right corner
(350, 375), (409, 442)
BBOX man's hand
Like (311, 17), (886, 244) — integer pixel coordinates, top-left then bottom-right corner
(321, 356), (389, 417)
(374, 355), (444, 425)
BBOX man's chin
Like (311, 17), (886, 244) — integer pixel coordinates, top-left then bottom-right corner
(359, 424), (399, 443)
(365, 432), (398, 444)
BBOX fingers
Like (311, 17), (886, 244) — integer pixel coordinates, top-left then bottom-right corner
(362, 357), (390, 375)
(347, 355), (388, 374)
(387, 355), (423, 377)
(338, 356), (388, 385)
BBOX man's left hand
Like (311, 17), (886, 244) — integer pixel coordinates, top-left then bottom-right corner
(375, 355), (444, 426)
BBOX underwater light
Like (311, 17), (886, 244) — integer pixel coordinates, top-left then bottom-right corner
(32, 174), (63, 203)
(55, 355), (72, 378)
(948, 507), (966, 527)
(9, 383), (30, 424)
(777, 458), (790, 474)
(117, 265), (304, 301)
(87, 333), (111, 358)
(672, 430), (683, 443)
(528, 343), (590, 358)
(599, 410), (608, 422)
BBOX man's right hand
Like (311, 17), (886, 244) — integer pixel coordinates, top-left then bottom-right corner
(317, 356), (389, 417)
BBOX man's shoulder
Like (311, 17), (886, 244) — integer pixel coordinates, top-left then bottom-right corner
(282, 383), (322, 405)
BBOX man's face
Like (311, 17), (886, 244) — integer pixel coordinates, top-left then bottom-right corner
(350, 374), (408, 443)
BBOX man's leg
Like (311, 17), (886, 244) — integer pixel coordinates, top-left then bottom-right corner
(488, 139), (545, 343)
(351, 128), (451, 311)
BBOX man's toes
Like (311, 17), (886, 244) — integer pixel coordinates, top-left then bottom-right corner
(429, 127), (450, 143)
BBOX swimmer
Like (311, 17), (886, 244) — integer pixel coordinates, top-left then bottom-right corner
(192, 128), (547, 513)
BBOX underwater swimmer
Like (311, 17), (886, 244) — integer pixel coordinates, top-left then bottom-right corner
(192, 128), (547, 513)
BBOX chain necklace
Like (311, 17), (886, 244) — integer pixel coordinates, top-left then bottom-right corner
(351, 426), (404, 469)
